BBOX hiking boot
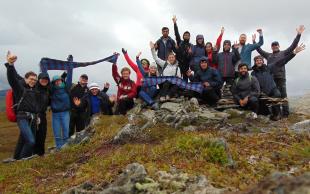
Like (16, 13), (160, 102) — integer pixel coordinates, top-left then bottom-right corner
(2, 158), (16, 164)
(151, 102), (159, 110)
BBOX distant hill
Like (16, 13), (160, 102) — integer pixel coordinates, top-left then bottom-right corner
(0, 89), (8, 97)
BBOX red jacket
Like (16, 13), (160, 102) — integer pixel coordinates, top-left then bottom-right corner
(124, 53), (143, 87)
(112, 63), (137, 100)
(207, 33), (223, 69)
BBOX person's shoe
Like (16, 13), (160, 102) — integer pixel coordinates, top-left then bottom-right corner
(21, 154), (39, 161)
(251, 112), (258, 119)
(166, 95), (170, 101)
(160, 97), (166, 102)
(2, 158), (16, 164)
(151, 102), (160, 110)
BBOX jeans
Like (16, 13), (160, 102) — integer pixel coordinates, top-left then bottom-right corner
(15, 118), (36, 159)
(52, 111), (70, 149)
(139, 86), (158, 105)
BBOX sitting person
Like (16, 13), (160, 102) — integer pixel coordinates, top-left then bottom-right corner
(72, 83), (116, 125)
(232, 63), (260, 117)
(150, 41), (182, 102)
(112, 55), (137, 115)
(187, 56), (223, 106)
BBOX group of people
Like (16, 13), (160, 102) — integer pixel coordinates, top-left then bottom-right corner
(4, 16), (306, 161)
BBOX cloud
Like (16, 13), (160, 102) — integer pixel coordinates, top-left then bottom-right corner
(0, 0), (309, 95)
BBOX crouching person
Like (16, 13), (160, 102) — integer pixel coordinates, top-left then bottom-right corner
(50, 74), (71, 150)
(73, 83), (116, 125)
(187, 56), (223, 106)
(232, 63), (260, 117)
(112, 55), (137, 115)
(150, 41), (182, 102)
(5, 52), (41, 160)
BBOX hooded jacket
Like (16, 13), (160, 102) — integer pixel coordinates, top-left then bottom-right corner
(50, 76), (71, 113)
(5, 63), (41, 115)
(36, 72), (51, 113)
(70, 82), (89, 111)
(216, 40), (240, 78)
(189, 35), (206, 73)
(232, 73), (260, 101)
(256, 34), (300, 79)
(189, 57), (223, 90)
(155, 36), (176, 60)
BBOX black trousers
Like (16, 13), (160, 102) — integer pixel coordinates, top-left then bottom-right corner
(201, 87), (220, 106)
(34, 113), (47, 156)
(237, 96), (259, 114)
(69, 110), (87, 137)
(259, 88), (282, 115)
(159, 81), (180, 98)
(274, 78), (289, 116)
(115, 98), (134, 115)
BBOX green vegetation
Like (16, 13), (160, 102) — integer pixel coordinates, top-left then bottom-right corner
(0, 114), (309, 193)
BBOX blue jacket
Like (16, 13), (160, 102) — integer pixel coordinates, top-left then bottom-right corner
(189, 66), (223, 90)
(156, 36), (176, 60)
(189, 35), (206, 73)
(50, 74), (71, 113)
(238, 35), (264, 68)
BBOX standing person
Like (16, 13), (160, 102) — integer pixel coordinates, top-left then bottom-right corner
(155, 27), (177, 74)
(205, 27), (225, 69)
(5, 51), (41, 160)
(189, 34), (206, 73)
(50, 73), (72, 150)
(255, 25), (305, 117)
(72, 83), (116, 125)
(216, 40), (241, 86)
(236, 29), (264, 70)
(69, 74), (89, 137)
(172, 15), (192, 81)
(232, 63), (261, 117)
(187, 56), (223, 106)
(112, 55), (137, 115)
(150, 41), (182, 102)
(34, 72), (50, 156)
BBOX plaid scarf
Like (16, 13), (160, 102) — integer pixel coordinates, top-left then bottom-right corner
(142, 76), (204, 93)
(40, 54), (118, 88)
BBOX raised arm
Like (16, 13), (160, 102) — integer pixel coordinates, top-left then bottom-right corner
(150, 41), (166, 67)
(5, 52), (23, 94)
(136, 52), (146, 77)
(277, 43), (306, 67)
(215, 27), (224, 51)
(248, 29), (264, 51)
(173, 15), (181, 46)
(232, 42), (241, 63)
(122, 48), (139, 74)
(283, 25), (304, 55)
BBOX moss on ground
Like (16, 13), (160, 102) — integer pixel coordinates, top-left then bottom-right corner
(0, 114), (309, 193)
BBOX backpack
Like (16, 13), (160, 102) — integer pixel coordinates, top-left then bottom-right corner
(235, 75), (252, 85)
(161, 62), (180, 77)
(6, 89), (27, 122)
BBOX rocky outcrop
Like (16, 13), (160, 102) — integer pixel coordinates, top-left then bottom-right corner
(290, 93), (310, 116)
(64, 163), (230, 194)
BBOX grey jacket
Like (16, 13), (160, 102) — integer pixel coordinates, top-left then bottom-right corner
(232, 73), (260, 101)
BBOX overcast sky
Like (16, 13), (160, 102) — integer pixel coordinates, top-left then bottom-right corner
(0, 0), (309, 95)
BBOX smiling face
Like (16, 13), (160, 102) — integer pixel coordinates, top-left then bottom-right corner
(79, 77), (88, 87)
(26, 75), (37, 88)
(121, 70), (130, 80)
(149, 66), (157, 75)
(205, 43), (212, 53)
(200, 60), (208, 70)
(183, 33), (190, 41)
(239, 34), (247, 45)
(90, 88), (99, 96)
(239, 65), (248, 76)
(39, 78), (49, 87)
(167, 54), (176, 64)
(141, 60), (149, 69)
(272, 44), (280, 52)
(255, 58), (264, 67)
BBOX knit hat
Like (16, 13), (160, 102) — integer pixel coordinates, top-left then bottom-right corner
(89, 83), (100, 90)
(150, 62), (157, 68)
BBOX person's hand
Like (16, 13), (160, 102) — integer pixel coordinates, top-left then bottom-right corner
(239, 99), (245, 107)
(243, 96), (249, 104)
(187, 46), (192, 54)
(136, 51), (142, 58)
(296, 25), (305, 35)
(186, 70), (193, 77)
(121, 48), (127, 54)
(7, 51), (17, 65)
(252, 34), (257, 42)
(203, 82), (210, 87)
(257, 29), (263, 35)
(233, 41), (240, 49)
(109, 94), (117, 102)
(221, 27), (225, 34)
(104, 82), (110, 89)
(293, 43), (306, 54)
(213, 45), (218, 51)
(172, 15), (177, 24)
(119, 95), (128, 100)
(150, 41), (155, 49)
(73, 97), (81, 106)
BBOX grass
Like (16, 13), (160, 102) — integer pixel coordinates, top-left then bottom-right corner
(0, 113), (309, 193)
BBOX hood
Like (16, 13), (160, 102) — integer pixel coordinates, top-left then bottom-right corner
(252, 64), (267, 71)
(196, 34), (205, 46)
(38, 72), (50, 82)
(223, 40), (231, 52)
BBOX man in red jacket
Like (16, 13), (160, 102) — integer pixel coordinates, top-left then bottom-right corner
(112, 55), (137, 115)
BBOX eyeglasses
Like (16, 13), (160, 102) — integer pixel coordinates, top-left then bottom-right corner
(29, 78), (37, 82)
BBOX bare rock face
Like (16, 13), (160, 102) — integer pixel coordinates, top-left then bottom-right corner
(244, 172), (310, 194)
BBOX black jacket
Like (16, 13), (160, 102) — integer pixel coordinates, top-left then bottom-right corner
(189, 66), (223, 90)
(232, 73), (260, 101)
(36, 73), (51, 114)
(256, 34), (301, 79)
(174, 23), (192, 73)
(251, 64), (277, 96)
(6, 63), (41, 114)
(70, 83), (89, 111)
